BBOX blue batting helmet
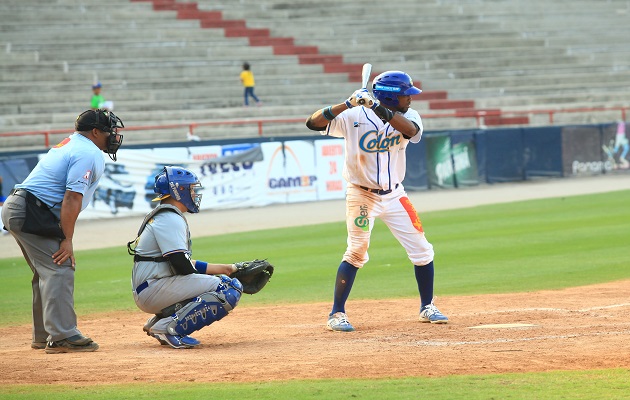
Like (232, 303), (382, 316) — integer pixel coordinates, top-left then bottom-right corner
(153, 166), (202, 213)
(372, 71), (422, 107)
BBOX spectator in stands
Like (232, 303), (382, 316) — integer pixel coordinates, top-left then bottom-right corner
(90, 82), (114, 111)
(240, 62), (261, 107)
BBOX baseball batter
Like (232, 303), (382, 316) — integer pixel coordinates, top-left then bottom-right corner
(305, 71), (448, 331)
(129, 166), (243, 349)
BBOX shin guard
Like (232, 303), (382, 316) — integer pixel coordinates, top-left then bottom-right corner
(166, 278), (242, 336)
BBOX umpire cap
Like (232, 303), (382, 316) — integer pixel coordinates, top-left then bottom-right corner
(75, 109), (124, 133)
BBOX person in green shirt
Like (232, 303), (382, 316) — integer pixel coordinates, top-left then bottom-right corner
(90, 82), (114, 111)
(90, 82), (105, 110)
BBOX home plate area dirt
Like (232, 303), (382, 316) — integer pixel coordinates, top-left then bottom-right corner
(1, 280), (629, 385)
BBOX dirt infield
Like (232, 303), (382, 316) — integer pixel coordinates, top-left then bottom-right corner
(1, 280), (629, 384)
(1, 175), (629, 384)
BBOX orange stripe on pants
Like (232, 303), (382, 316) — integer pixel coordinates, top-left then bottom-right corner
(399, 196), (424, 233)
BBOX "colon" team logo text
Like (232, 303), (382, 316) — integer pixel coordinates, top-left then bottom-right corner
(359, 131), (401, 153)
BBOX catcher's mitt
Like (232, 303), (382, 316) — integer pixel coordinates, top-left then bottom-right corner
(231, 259), (274, 294)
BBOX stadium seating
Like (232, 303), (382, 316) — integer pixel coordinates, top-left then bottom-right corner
(1, 0), (629, 149)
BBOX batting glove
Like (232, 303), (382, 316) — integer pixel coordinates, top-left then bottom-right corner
(355, 89), (378, 109)
(345, 89), (361, 108)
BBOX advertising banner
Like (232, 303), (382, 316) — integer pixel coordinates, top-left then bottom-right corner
(7, 121), (622, 221)
(314, 139), (347, 200)
(425, 134), (455, 188)
(452, 140), (479, 186)
(262, 140), (318, 204)
(561, 126), (608, 176)
(601, 121), (630, 172)
(38, 138), (347, 220)
(425, 133), (479, 188)
(80, 144), (269, 218)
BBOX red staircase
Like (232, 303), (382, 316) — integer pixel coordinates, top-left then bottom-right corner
(131, 0), (528, 125)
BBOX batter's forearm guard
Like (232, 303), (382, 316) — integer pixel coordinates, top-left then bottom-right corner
(373, 104), (394, 122)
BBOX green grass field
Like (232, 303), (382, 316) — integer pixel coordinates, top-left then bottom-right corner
(1, 189), (629, 399)
(2, 369), (630, 400)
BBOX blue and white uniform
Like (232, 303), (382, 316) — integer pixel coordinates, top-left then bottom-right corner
(324, 106), (434, 268)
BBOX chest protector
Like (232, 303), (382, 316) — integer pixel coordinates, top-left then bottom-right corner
(127, 204), (191, 261)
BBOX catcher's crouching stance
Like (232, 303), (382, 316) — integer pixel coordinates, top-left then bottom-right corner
(128, 166), (274, 349)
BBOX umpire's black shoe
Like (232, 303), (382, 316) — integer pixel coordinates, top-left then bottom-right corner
(45, 334), (99, 354)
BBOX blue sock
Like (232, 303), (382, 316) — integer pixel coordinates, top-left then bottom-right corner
(331, 261), (358, 314)
(414, 261), (435, 308)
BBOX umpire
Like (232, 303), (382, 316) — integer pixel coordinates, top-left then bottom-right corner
(1, 109), (124, 353)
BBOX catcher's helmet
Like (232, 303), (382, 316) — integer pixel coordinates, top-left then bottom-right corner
(75, 109), (125, 161)
(153, 166), (203, 213)
(372, 71), (422, 107)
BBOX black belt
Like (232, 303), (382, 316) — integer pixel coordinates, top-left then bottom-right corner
(134, 255), (167, 262)
(135, 281), (149, 295)
(9, 188), (26, 196)
(359, 183), (399, 195)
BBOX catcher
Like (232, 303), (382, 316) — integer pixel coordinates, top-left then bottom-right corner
(128, 166), (273, 348)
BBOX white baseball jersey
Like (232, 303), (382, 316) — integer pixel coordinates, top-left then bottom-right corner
(323, 106), (423, 190)
(320, 105), (433, 268)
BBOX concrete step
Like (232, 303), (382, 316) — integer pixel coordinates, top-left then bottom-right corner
(0, 19), (200, 31)
(0, 62), (328, 82)
(425, 70), (630, 92)
(1, 0), (628, 150)
(0, 100), (465, 131)
(474, 91), (630, 108)
(0, 75), (356, 103)
(0, 26), (231, 40)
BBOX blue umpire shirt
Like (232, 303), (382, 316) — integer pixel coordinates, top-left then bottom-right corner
(15, 133), (106, 218)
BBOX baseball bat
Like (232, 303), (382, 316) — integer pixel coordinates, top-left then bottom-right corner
(358, 63), (372, 105)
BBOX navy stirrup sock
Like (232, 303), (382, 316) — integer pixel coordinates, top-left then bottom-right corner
(331, 261), (358, 314)
(414, 261), (435, 308)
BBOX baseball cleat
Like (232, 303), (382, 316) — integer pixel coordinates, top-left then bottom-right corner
(327, 312), (355, 332)
(419, 303), (449, 324)
(142, 315), (161, 334)
(150, 332), (200, 349)
(31, 341), (47, 350)
(45, 334), (99, 353)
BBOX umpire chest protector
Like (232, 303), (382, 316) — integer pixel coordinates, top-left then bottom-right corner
(127, 204), (191, 262)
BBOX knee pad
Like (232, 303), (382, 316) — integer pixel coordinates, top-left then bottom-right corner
(166, 278), (242, 336)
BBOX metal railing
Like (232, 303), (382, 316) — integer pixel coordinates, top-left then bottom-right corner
(1, 106), (627, 148)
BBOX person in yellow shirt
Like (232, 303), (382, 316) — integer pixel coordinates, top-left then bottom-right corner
(239, 62), (261, 107)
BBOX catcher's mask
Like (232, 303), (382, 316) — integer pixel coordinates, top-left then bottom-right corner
(153, 166), (203, 213)
(372, 71), (422, 108)
(75, 109), (124, 161)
